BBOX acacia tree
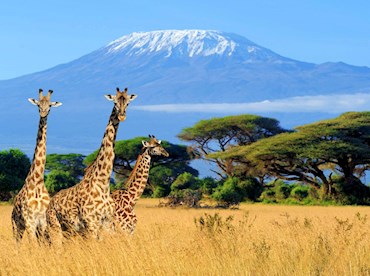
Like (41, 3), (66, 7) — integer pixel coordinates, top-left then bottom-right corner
(178, 114), (288, 179)
(84, 137), (197, 196)
(218, 112), (370, 202)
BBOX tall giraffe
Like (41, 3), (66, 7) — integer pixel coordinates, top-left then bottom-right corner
(11, 89), (62, 242)
(46, 87), (137, 241)
(112, 135), (169, 233)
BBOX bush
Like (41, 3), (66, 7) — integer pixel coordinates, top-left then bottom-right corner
(194, 213), (234, 235)
(274, 180), (293, 200)
(171, 172), (199, 191)
(211, 177), (263, 206)
(166, 189), (202, 207)
(212, 177), (243, 207)
(238, 177), (263, 201)
(199, 177), (219, 195)
(259, 189), (276, 202)
(290, 185), (309, 200)
(153, 185), (170, 198)
(308, 187), (320, 200)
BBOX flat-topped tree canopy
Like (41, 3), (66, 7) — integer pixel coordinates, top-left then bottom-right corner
(214, 112), (370, 203)
(178, 114), (289, 178)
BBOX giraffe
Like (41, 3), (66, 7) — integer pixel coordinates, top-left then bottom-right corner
(45, 87), (137, 242)
(111, 135), (169, 234)
(11, 89), (62, 242)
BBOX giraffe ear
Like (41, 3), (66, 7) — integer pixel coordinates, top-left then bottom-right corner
(157, 140), (162, 144)
(142, 141), (150, 147)
(51, 101), (62, 107)
(28, 98), (39, 105)
(104, 94), (115, 101)
(129, 94), (138, 101)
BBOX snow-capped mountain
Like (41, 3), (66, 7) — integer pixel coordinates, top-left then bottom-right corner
(1, 29), (370, 156)
(3, 29), (369, 104)
(104, 30), (282, 61)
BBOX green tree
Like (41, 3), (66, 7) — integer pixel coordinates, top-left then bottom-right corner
(178, 114), (288, 179)
(0, 149), (30, 201)
(46, 153), (86, 181)
(45, 170), (76, 195)
(217, 112), (370, 202)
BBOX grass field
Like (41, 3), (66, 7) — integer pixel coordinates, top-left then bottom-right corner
(1, 199), (370, 275)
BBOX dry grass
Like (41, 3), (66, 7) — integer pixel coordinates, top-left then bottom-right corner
(1, 199), (370, 275)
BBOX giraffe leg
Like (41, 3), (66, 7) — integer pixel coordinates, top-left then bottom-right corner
(45, 206), (63, 245)
(130, 213), (138, 234)
(101, 214), (116, 234)
(126, 210), (137, 234)
(24, 220), (39, 243)
(36, 217), (49, 244)
(11, 210), (25, 242)
(83, 220), (100, 240)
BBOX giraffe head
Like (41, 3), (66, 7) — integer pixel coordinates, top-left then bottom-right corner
(28, 89), (62, 117)
(142, 135), (170, 157)
(105, 87), (137, 121)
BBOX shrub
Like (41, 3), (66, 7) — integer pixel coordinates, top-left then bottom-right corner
(166, 189), (202, 207)
(274, 180), (293, 200)
(290, 185), (309, 200)
(194, 213), (234, 235)
(238, 177), (263, 201)
(171, 172), (199, 191)
(308, 186), (320, 200)
(153, 185), (170, 198)
(212, 177), (243, 207)
(259, 189), (276, 202)
(199, 177), (219, 195)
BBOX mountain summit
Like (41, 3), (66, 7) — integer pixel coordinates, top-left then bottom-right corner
(103, 30), (283, 62)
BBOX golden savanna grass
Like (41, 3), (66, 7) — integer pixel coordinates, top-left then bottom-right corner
(1, 199), (370, 275)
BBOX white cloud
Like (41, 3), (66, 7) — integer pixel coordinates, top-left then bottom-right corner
(132, 93), (370, 114)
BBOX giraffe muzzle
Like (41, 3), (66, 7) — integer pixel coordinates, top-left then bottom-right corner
(118, 115), (126, 121)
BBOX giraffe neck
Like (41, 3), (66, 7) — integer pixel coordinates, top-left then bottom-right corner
(87, 107), (120, 189)
(26, 116), (48, 184)
(126, 150), (151, 206)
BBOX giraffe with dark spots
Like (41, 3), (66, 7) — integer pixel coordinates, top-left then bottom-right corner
(46, 88), (137, 242)
(112, 135), (169, 234)
(11, 89), (62, 242)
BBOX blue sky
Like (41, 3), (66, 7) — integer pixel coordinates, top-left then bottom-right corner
(0, 0), (369, 80)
